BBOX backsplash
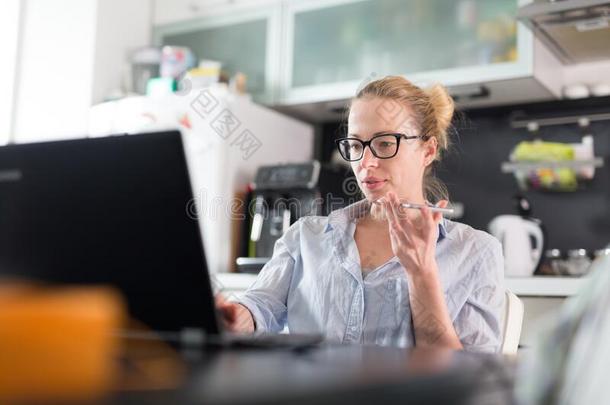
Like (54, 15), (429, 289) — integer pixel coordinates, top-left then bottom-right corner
(319, 96), (610, 251)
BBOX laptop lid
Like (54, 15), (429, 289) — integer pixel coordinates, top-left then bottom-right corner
(0, 130), (221, 336)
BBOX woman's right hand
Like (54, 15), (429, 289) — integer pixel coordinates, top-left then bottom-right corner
(215, 294), (255, 333)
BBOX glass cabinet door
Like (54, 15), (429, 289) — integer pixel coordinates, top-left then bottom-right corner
(284, 0), (528, 104)
(154, 6), (281, 103)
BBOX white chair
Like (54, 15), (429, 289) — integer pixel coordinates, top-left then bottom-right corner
(501, 289), (524, 355)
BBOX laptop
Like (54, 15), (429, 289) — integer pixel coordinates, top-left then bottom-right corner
(0, 130), (321, 348)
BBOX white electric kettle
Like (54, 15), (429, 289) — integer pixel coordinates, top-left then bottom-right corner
(489, 214), (544, 277)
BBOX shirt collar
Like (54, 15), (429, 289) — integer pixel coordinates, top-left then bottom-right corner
(325, 199), (448, 243)
(325, 199), (368, 233)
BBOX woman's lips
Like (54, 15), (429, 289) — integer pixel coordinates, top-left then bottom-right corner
(362, 179), (387, 190)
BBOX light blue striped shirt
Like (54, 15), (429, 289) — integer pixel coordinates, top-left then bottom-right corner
(239, 200), (506, 352)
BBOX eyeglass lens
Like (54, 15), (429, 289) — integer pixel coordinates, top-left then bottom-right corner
(338, 135), (400, 161)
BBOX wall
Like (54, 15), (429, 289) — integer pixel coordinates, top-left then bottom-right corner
(0, 0), (23, 144)
(92, 0), (152, 104)
(446, 105), (609, 252)
(321, 96), (610, 252)
(11, 0), (152, 144)
(12, 0), (98, 143)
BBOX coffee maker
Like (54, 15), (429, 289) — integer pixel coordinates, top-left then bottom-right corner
(236, 161), (356, 273)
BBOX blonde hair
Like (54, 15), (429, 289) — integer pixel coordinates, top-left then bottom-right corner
(350, 75), (455, 202)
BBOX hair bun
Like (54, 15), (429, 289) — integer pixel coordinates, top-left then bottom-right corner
(426, 84), (455, 138)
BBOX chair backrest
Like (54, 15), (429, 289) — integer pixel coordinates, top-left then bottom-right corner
(501, 289), (524, 355)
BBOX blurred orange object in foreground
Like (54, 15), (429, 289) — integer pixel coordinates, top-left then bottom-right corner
(0, 283), (125, 403)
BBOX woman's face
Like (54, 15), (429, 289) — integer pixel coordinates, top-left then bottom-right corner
(347, 96), (437, 203)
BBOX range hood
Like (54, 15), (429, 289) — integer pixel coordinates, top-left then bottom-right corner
(518, 0), (610, 64)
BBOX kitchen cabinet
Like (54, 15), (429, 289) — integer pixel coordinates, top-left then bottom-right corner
(154, 0), (207, 26)
(153, 0), (279, 25)
(153, 1), (281, 103)
(283, 0), (519, 102)
(154, 0), (563, 121)
(280, 0), (557, 108)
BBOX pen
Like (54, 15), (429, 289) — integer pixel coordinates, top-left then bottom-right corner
(373, 199), (455, 215)
(400, 202), (454, 215)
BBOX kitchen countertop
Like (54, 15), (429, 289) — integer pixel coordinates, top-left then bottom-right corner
(215, 273), (588, 298)
(214, 272), (258, 293)
(504, 276), (588, 297)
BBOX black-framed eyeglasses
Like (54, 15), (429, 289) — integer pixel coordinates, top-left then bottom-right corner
(334, 133), (429, 162)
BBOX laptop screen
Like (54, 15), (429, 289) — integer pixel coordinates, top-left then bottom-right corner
(0, 131), (220, 335)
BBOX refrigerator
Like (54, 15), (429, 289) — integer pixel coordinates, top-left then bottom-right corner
(89, 85), (314, 275)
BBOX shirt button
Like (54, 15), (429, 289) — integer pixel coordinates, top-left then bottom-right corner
(350, 326), (357, 332)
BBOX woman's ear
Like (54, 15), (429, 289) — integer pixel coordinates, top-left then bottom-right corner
(423, 137), (438, 166)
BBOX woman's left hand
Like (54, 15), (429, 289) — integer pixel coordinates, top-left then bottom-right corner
(382, 191), (448, 278)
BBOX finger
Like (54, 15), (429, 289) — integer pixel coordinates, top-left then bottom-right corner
(383, 193), (399, 225)
(388, 225), (400, 250)
(388, 192), (412, 229)
(234, 306), (253, 331)
(387, 200), (410, 245)
(420, 204), (435, 229)
(432, 199), (449, 224)
(221, 303), (237, 323)
(215, 293), (227, 307)
(386, 195), (410, 238)
(392, 192), (410, 222)
(388, 222), (405, 252)
(383, 197), (401, 236)
(222, 318), (235, 332)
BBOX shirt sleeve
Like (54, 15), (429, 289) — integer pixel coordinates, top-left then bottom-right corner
(237, 219), (301, 334)
(454, 239), (506, 353)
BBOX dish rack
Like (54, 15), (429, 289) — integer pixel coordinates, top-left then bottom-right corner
(502, 114), (607, 192)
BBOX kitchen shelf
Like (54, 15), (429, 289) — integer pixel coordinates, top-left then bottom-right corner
(510, 111), (610, 129)
(505, 276), (589, 297)
(501, 157), (604, 173)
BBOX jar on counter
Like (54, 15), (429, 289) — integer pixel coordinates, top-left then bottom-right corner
(594, 248), (610, 260)
(539, 249), (564, 276)
(565, 249), (592, 276)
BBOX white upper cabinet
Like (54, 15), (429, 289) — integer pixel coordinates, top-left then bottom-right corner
(153, 0), (280, 25)
(154, 1), (282, 104)
(153, 0), (563, 118)
(281, 0), (537, 105)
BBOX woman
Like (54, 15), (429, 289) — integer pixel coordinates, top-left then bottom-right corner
(217, 76), (505, 352)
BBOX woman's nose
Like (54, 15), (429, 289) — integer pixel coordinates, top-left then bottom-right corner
(360, 146), (379, 168)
